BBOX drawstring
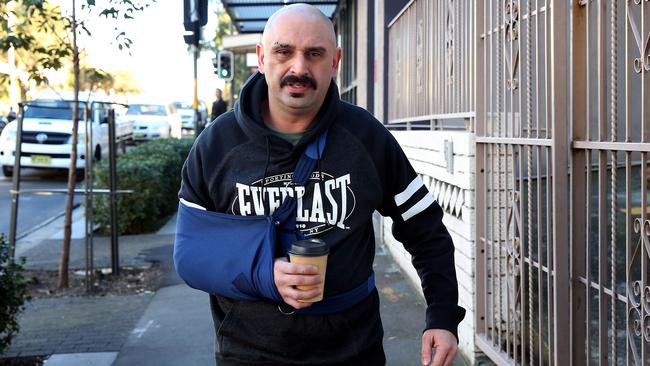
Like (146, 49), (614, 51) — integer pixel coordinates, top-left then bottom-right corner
(316, 137), (323, 186)
(316, 137), (331, 232)
(262, 135), (271, 214)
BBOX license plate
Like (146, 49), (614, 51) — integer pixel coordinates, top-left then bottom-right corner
(134, 131), (145, 137)
(31, 155), (52, 165)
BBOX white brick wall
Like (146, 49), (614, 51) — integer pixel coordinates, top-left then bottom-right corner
(378, 130), (476, 364)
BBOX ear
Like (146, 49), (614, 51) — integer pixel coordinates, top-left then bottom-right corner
(256, 44), (265, 74)
(331, 47), (342, 77)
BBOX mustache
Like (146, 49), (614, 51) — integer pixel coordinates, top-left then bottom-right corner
(280, 75), (317, 90)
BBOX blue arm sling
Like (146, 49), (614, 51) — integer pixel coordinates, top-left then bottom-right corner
(174, 131), (375, 313)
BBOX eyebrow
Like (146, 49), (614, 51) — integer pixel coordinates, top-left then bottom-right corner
(270, 43), (327, 54)
(271, 43), (294, 51)
(304, 47), (327, 54)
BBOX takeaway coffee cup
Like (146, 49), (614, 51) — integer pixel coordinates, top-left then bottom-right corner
(288, 238), (329, 303)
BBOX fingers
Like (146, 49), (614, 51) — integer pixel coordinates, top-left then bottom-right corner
(442, 347), (457, 366)
(275, 258), (320, 276)
(274, 258), (323, 309)
(422, 329), (457, 366)
(430, 345), (446, 366)
(421, 331), (433, 365)
(431, 345), (456, 366)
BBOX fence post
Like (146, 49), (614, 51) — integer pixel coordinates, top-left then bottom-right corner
(108, 109), (119, 275)
(8, 103), (24, 259)
(550, 0), (571, 363)
(474, 0), (486, 341)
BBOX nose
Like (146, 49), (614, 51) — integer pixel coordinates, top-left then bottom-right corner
(289, 53), (309, 76)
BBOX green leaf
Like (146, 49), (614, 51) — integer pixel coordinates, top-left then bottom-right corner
(99, 7), (119, 18)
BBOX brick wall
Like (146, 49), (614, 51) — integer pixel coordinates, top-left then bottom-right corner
(378, 130), (476, 363)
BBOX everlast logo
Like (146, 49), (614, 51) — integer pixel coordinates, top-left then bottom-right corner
(231, 172), (354, 235)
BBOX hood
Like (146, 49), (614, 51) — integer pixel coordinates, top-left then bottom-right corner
(128, 115), (169, 124)
(177, 109), (194, 117)
(21, 117), (75, 133)
(234, 72), (339, 152)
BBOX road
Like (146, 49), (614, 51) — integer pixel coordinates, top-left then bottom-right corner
(0, 169), (77, 239)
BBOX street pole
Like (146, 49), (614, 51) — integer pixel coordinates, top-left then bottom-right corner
(184, 0), (207, 138)
(229, 22), (235, 108)
(193, 43), (199, 137)
(8, 104), (24, 259)
(7, 2), (19, 110)
(108, 109), (119, 275)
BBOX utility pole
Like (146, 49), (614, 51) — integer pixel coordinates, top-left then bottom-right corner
(192, 24), (200, 136)
(184, 0), (208, 139)
(7, 1), (20, 110)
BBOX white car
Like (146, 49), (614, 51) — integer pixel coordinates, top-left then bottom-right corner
(0, 99), (133, 177)
(173, 101), (208, 136)
(125, 103), (182, 141)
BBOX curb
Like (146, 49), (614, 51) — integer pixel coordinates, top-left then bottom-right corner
(16, 203), (81, 240)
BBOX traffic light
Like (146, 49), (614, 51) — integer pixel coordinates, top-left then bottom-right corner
(216, 51), (234, 81)
(183, 0), (208, 27)
(183, 0), (207, 45)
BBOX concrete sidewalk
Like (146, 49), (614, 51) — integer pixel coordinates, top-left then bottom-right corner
(2, 209), (466, 366)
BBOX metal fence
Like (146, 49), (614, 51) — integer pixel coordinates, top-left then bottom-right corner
(475, 0), (650, 365)
(387, 0), (649, 364)
(571, 1), (650, 365)
(387, 0), (475, 130)
(476, 0), (570, 364)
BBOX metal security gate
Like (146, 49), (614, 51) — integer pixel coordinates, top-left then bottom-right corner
(476, 0), (650, 365)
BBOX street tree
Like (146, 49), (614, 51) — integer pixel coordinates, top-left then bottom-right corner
(1, 0), (153, 288)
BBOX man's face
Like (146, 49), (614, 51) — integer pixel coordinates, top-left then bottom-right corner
(257, 14), (341, 115)
(216, 90), (222, 99)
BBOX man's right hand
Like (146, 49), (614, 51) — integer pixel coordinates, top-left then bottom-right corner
(273, 257), (322, 309)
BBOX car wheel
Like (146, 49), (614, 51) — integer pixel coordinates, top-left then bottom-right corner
(75, 168), (86, 182)
(94, 146), (101, 162)
(2, 165), (13, 177)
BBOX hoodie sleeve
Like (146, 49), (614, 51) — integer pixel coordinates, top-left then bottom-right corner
(178, 134), (215, 211)
(377, 133), (466, 341)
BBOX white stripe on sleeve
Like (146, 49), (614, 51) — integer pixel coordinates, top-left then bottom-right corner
(401, 194), (435, 221)
(180, 198), (207, 211)
(394, 176), (424, 207)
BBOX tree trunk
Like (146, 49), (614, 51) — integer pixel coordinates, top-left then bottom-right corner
(58, 0), (80, 289)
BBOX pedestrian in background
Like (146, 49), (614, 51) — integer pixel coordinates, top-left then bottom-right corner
(175, 4), (465, 366)
(210, 88), (227, 122)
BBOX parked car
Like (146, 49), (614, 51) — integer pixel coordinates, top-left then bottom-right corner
(125, 103), (182, 141)
(173, 101), (208, 136)
(0, 99), (133, 177)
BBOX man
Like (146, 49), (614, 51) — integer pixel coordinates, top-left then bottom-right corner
(176, 4), (464, 366)
(210, 88), (227, 121)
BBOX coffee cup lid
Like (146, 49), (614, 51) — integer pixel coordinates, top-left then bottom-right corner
(288, 238), (329, 256)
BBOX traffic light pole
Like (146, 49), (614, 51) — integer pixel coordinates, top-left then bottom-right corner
(183, 0), (206, 139)
(193, 43), (199, 136)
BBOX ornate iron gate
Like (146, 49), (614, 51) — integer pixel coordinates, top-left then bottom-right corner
(476, 0), (650, 365)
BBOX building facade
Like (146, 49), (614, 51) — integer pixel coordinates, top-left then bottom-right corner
(220, 1), (650, 364)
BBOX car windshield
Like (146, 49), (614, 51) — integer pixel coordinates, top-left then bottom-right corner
(126, 104), (167, 116)
(173, 102), (193, 110)
(24, 101), (85, 120)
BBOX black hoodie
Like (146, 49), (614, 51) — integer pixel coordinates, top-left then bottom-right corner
(179, 72), (465, 365)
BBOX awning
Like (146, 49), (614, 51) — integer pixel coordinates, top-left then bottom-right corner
(220, 0), (339, 34)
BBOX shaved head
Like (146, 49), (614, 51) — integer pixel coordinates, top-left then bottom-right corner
(262, 4), (336, 48)
(256, 3), (342, 130)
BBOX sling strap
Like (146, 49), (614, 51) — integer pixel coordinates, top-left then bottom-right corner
(174, 130), (375, 313)
(272, 130), (326, 254)
(273, 130), (375, 314)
